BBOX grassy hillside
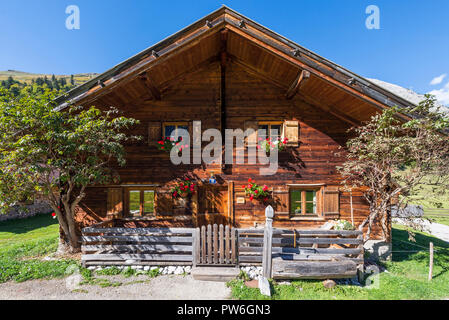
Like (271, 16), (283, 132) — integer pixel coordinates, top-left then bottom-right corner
(0, 70), (97, 85)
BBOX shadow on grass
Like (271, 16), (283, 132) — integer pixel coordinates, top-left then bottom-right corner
(0, 213), (56, 235)
(391, 227), (449, 279)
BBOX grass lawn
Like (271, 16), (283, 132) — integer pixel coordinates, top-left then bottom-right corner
(423, 208), (449, 227)
(0, 214), (78, 283)
(228, 225), (449, 300)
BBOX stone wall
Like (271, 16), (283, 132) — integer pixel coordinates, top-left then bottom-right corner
(0, 201), (53, 222)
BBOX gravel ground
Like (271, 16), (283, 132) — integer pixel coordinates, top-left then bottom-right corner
(0, 275), (231, 300)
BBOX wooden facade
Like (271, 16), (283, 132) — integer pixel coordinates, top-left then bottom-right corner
(58, 7), (414, 241)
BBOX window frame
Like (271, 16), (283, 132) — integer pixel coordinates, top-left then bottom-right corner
(162, 122), (189, 140)
(289, 187), (322, 217)
(257, 121), (284, 142)
(125, 187), (156, 217)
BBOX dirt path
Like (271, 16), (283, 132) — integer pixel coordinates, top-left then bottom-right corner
(395, 218), (449, 243)
(0, 275), (231, 300)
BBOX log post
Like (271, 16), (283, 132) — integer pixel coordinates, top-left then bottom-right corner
(428, 242), (434, 281)
(262, 205), (274, 279)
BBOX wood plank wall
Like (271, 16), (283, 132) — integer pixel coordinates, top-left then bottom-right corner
(75, 60), (382, 238)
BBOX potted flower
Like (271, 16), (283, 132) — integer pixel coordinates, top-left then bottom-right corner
(242, 178), (271, 202)
(170, 178), (196, 199)
(157, 137), (188, 153)
(258, 137), (288, 154)
(333, 220), (355, 231)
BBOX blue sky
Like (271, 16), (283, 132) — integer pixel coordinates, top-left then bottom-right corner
(0, 0), (448, 103)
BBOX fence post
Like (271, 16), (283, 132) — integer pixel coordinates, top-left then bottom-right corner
(428, 242), (434, 281)
(262, 205), (274, 279)
(193, 227), (200, 267)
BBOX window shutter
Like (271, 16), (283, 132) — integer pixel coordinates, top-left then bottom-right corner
(107, 188), (123, 217)
(283, 120), (299, 147)
(155, 191), (173, 215)
(148, 121), (161, 147)
(244, 120), (258, 147)
(322, 186), (339, 217)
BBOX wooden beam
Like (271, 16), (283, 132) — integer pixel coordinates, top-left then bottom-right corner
(228, 54), (287, 89)
(286, 70), (310, 99)
(65, 22), (225, 108)
(139, 73), (161, 100)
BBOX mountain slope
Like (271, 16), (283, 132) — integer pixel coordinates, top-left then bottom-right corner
(0, 70), (97, 85)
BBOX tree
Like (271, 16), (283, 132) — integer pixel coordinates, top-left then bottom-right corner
(70, 74), (75, 86)
(51, 74), (60, 91)
(338, 95), (449, 241)
(0, 90), (140, 252)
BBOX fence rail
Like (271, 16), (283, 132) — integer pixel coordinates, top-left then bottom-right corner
(237, 228), (364, 265)
(81, 215), (365, 280)
(81, 222), (194, 266)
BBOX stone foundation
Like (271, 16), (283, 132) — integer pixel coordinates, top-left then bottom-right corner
(364, 240), (392, 261)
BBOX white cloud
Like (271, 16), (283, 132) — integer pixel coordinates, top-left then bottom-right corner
(429, 87), (449, 106)
(430, 73), (447, 85)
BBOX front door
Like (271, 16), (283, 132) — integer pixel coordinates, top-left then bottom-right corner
(197, 185), (229, 226)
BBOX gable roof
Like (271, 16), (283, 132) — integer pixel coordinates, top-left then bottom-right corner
(54, 5), (415, 122)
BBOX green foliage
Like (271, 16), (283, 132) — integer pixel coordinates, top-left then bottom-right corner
(238, 269), (250, 281)
(243, 178), (270, 202)
(145, 267), (160, 277)
(95, 266), (122, 276)
(122, 266), (137, 278)
(0, 88), (140, 249)
(338, 95), (449, 239)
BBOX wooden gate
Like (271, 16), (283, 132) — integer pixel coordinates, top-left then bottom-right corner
(194, 224), (238, 266)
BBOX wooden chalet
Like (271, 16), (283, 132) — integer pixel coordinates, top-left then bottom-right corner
(56, 6), (412, 273)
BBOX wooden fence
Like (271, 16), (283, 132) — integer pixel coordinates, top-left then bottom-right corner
(81, 213), (364, 281)
(196, 224), (238, 265)
(237, 229), (364, 264)
(81, 222), (195, 266)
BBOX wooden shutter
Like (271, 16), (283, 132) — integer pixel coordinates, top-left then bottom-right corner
(273, 190), (289, 214)
(107, 188), (123, 217)
(283, 120), (299, 147)
(155, 191), (173, 215)
(322, 186), (339, 217)
(244, 120), (258, 147)
(148, 121), (161, 147)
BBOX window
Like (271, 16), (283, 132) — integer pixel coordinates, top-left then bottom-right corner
(258, 121), (283, 142)
(290, 189), (319, 215)
(127, 189), (155, 216)
(163, 122), (189, 141)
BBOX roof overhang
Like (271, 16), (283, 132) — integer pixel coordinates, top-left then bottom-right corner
(54, 6), (415, 123)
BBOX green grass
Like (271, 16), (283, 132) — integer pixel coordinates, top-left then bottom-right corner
(423, 208), (449, 227)
(0, 214), (79, 283)
(228, 225), (449, 300)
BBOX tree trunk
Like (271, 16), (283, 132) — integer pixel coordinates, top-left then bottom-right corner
(52, 204), (81, 254)
(56, 234), (73, 255)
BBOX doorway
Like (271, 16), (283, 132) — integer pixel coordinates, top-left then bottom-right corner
(197, 185), (229, 226)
